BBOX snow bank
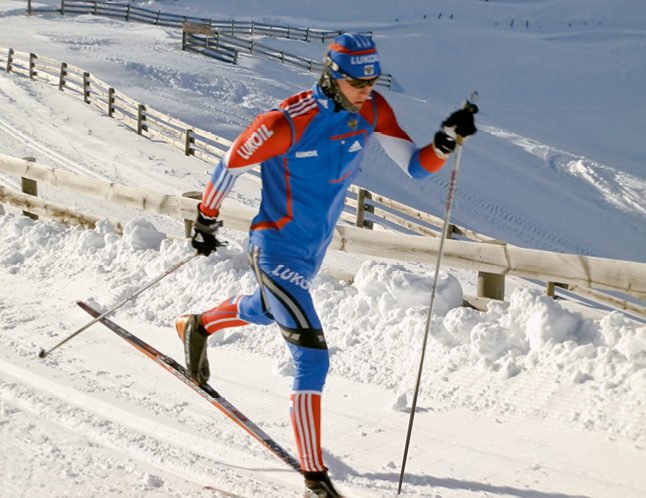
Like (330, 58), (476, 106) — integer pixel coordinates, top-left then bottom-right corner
(1, 213), (644, 437)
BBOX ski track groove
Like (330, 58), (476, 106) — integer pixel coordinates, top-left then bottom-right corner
(0, 354), (287, 497)
(0, 114), (106, 181)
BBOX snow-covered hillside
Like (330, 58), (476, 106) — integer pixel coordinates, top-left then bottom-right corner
(1, 1), (645, 497)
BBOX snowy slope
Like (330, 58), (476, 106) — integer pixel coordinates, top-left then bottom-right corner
(1, 1), (646, 497)
(1, 0), (646, 260)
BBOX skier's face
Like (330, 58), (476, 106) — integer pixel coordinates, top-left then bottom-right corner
(336, 77), (377, 109)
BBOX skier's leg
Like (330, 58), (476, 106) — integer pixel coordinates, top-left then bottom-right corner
(288, 344), (329, 473)
(200, 288), (274, 334)
(176, 288), (273, 384)
(249, 252), (334, 474)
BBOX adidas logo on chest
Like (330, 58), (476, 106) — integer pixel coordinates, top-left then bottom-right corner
(348, 140), (362, 153)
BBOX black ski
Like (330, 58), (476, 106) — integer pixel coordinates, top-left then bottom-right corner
(76, 301), (303, 476)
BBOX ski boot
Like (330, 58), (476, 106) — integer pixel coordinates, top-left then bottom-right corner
(175, 314), (210, 385)
(303, 470), (344, 497)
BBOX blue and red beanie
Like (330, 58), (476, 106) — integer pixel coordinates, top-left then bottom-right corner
(326, 33), (381, 79)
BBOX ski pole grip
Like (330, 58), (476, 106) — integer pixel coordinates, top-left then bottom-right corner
(462, 90), (479, 114)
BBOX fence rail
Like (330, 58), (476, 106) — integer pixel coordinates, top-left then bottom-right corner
(2, 154), (645, 320)
(2, 47), (232, 165)
(31, 0), (344, 41)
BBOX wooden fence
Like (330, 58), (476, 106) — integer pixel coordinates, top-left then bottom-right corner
(2, 47), (232, 166)
(0, 46), (467, 239)
(29, 0), (343, 41)
(2, 155), (646, 319)
(2, 48), (646, 317)
(26, 0), (393, 89)
(181, 24), (393, 90)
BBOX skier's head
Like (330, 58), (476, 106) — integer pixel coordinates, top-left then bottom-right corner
(319, 32), (381, 113)
(326, 32), (381, 80)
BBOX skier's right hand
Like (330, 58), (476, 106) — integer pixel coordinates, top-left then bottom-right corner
(191, 206), (223, 256)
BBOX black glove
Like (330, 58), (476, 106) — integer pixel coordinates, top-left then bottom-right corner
(442, 106), (478, 138)
(191, 207), (223, 256)
(433, 130), (457, 155)
(433, 104), (479, 156)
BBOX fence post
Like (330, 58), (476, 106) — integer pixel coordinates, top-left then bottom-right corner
(137, 104), (145, 135)
(305, 27), (309, 41)
(355, 188), (374, 229)
(477, 272), (505, 300)
(546, 282), (568, 298)
(125, 4), (130, 21)
(107, 87), (115, 117)
(21, 157), (38, 221)
(184, 129), (192, 156)
(82, 72), (91, 103)
(28, 53), (36, 79)
(181, 30), (187, 50)
(60, 0), (64, 15)
(6, 48), (13, 73)
(27, 0), (32, 16)
(155, 10), (160, 25)
(182, 191), (202, 237)
(58, 62), (67, 90)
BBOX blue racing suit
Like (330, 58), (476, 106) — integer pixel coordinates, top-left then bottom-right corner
(199, 83), (446, 389)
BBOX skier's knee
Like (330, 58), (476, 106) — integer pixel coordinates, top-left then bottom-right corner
(238, 294), (275, 325)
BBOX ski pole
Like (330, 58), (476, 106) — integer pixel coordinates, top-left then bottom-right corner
(397, 93), (478, 494)
(38, 252), (199, 359)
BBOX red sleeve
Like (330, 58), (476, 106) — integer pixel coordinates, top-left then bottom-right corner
(364, 91), (446, 177)
(226, 110), (293, 169)
(364, 91), (414, 142)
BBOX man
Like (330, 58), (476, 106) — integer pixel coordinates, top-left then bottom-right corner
(176, 32), (477, 497)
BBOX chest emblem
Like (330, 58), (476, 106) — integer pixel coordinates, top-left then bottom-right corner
(349, 140), (363, 153)
(348, 118), (358, 130)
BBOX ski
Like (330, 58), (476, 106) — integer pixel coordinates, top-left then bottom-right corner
(76, 300), (303, 476)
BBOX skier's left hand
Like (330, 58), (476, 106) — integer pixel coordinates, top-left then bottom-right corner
(442, 106), (478, 139)
(433, 106), (478, 156)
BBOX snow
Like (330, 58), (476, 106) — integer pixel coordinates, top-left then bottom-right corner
(1, 0), (646, 497)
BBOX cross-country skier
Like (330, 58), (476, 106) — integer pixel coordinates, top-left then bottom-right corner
(176, 32), (477, 497)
